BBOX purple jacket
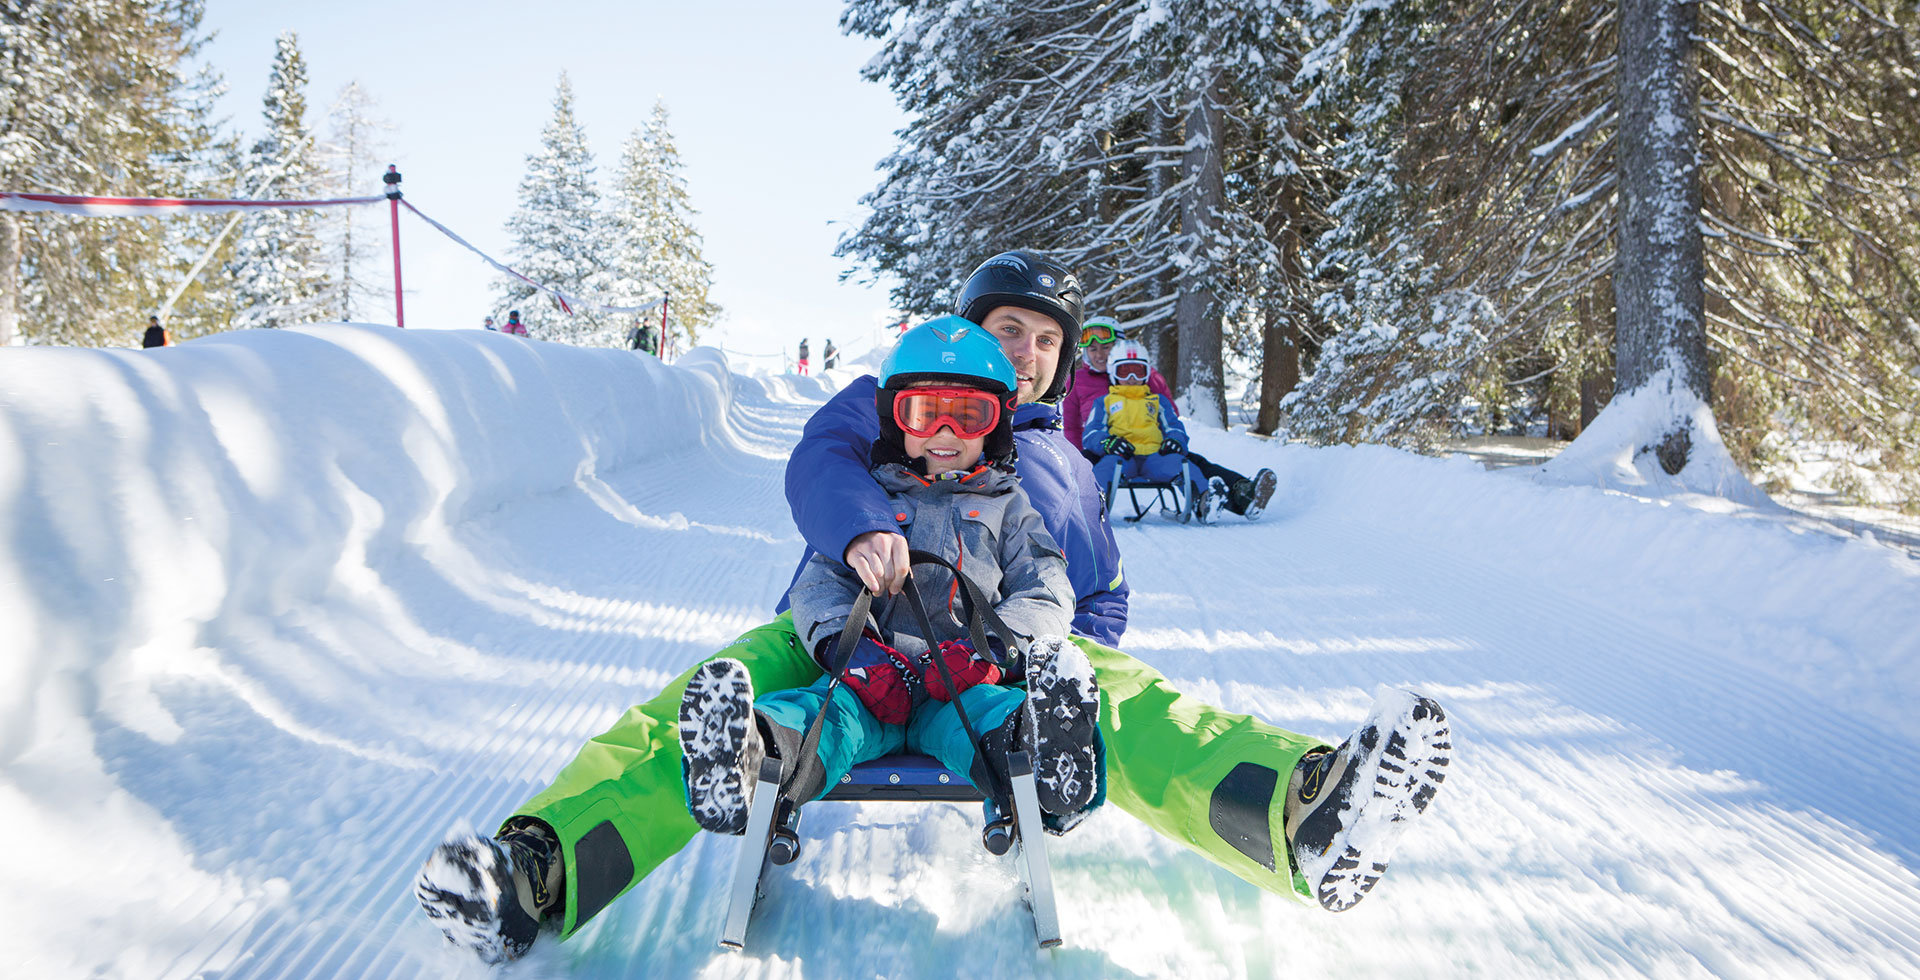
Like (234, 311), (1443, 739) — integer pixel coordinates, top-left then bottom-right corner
(1059, 362), (1174, 451)
(778, 374), (1130, 645)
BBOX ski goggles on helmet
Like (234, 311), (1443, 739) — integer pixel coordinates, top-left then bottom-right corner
(1111, 360), (1150, 385)
(892, 386), (1003, 439)
(1079, 322), (1119, 347)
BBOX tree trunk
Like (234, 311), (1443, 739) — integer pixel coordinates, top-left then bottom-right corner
(0, 215), (20, 347)
(1256, 175), (1312, 436)
(1614, 0), (1708, 473)
(1176, 79), (1227, 427)
(1145, 108), (1179, 390)
(1255, 312), (1299, 435)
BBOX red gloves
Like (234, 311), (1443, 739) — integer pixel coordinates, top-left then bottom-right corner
(842, 639), (1004, 722)
(845, 661), (914, 725)
(924, 640), (1003, 702)
(842, 638), (924, 725)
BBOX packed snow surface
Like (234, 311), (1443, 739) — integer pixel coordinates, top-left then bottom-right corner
(3, 324), (1918, 978)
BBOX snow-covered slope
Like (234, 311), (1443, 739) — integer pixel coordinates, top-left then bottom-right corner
(2, 325), (1917, 978)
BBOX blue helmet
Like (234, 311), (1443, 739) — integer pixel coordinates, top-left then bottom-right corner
(878, 315), (1018, 395)
(875, 316), (1020, 469)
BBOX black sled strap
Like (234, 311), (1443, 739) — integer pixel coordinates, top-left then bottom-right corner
(781, 589), (874, 802)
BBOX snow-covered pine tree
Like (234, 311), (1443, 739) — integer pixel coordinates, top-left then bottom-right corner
(0, 0), (212, 346)
(316, 80), (393, 323)
(228, 31), (331, 331)
(1538, 0), (1765, 501)
(607, 100), (719, 349)
(1283, 0), (1918, 499)
(839, 0), (1311, 423)
(497, 73), (612, 345)
(1280, 0), (1501, 449)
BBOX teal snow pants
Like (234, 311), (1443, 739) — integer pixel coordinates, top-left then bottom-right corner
(755, 673), (1025, 803)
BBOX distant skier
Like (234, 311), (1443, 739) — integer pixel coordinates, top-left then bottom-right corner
(627, 321), (657, 355)
(796, 337), (811, 376)
(1064, 317), (1278, 520)
(1083, 340), (1225, 521)
(502, 310), (528, 337)
(677, 318), (1101, 843)
(141, 315), (170, 349)
(822, 338), (838, 371)
(483, 315), (497, 331)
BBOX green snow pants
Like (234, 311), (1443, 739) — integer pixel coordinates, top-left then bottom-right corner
(510, 612), (1325, 936)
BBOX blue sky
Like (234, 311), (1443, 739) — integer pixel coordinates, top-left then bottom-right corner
(202, 0), (910, 362)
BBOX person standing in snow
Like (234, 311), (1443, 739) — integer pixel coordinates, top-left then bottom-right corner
(483, 315), (497, 331)
(141, 315), (170, 349)
(676, 318), (1100, 846)
(1063, 317), (1278, 521)
(627, 321), (657, 355)
(822, 338), (838, 371)
(414, 250), (1451, 964)
(502, 310), (528, 337)
(796, 337), (811, 376)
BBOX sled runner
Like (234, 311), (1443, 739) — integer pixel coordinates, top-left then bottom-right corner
(720, 752), (1061, 950)
(1103, 465), (1205, 524)
(717, 554), (1068, 952)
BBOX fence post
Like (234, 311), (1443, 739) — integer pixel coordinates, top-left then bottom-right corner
(383, 165), (404, 328)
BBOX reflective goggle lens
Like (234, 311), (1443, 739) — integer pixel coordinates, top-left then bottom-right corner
(1112, 361), (1149, 384)
(1079, 324), (1117, 347)
(894, 388), (1001, 438)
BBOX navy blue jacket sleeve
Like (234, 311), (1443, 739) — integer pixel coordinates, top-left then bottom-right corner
(1012, 414), (1129, 645)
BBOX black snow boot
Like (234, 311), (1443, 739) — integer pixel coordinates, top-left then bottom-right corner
(1284, 690), (1451, 912)
(1022, 635), (1101, 816)
(414, 818), (563, 964)
(1228, 468), (1278, 520)
(678, 658), (769, 835)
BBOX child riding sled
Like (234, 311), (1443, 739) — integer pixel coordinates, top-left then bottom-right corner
(676, 316), (1102, 840)
(1083, 340), (1224, 521)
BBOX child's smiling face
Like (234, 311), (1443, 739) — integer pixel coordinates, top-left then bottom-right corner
(904, 426), (985, 476)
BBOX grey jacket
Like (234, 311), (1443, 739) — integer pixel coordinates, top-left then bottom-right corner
(788, 462), (1073, 668)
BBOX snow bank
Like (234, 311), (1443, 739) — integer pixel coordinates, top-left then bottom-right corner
(1186, 426), (1920, 742)
(1534, 368), (1772, 507)
(0, 325), (754, 977)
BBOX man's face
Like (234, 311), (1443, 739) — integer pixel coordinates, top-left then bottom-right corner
(980, 305), (1064, 404)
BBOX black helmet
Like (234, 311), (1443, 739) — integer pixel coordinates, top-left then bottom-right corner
(954, 250), (1085, 402)
(509, 310), (520, 318)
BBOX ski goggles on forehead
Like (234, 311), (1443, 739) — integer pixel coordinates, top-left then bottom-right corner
(1079, 323), (1119, 347)
(892, 387), (1004, 439)
(1111, 360), (1150, 384)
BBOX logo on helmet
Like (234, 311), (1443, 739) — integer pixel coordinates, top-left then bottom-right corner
(941, 351), (957, 364)
(1037, 274), (1055, 288)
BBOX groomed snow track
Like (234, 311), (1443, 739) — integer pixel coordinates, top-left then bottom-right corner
(3, 326), (1918, 979)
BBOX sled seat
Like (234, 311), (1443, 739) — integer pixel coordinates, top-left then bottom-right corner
(720, 752), (1059, 952)
(822, 754), (986, 802)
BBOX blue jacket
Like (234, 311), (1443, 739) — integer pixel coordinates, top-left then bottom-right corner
(779, 374), (1129, 645)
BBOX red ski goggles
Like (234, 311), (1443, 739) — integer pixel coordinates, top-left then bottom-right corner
(1111, 360), (1150, 385)
(892, 386), (1004, 439)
